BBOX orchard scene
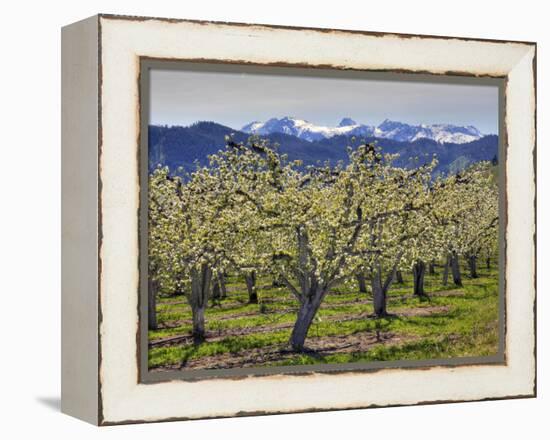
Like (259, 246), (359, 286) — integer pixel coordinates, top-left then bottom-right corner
(147, 137), (499, 371)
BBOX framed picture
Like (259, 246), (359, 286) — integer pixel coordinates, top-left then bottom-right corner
(61, 14), (536, 425)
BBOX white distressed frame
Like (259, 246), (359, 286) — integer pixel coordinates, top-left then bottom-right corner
(62, 14), (536, 425)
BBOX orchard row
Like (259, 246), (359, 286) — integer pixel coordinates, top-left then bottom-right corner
(148, 138), (498, 351)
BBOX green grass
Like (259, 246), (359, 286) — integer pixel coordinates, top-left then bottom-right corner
(149, 263), (500, 370)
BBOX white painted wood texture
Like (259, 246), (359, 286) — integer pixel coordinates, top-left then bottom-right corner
(61, 15), (100, 425)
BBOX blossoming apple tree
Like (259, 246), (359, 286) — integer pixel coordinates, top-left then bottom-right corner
(149, 136), (499, 353)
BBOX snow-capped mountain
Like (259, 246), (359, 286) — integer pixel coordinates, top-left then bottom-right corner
(149, 121), (499, 177)
(373, 119), (483, 144)
(242, 117), (374, 142)
(242, 116), (484, 144)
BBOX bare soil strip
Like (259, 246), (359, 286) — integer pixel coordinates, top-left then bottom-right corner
(159, 288), (464, 308)
(152, 331), (419, 371)
(150, 305), (450, 347)
(155, 307), (299, 331)
(155, 290), (462, 330)
(158, 284), (279, 306)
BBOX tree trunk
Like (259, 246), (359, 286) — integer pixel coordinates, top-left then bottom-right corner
(450, 252), (462, 286)
(486, 257), (491, 270)
(245, 271), (258, 304)
(218, 272), (227, 299)
(190, 264), (212, 345)
(191, 306), (205, 345)
(370, 263), (399, 317)
(356, 273), (367, 293)
(288, 226), (328, 351)
(442, 254), (450, 286)
(372, 272), (388, 317)
(428, 260), (436, 275)
(211, 279), (221, 306)
(148, 278), (158, 330)
(272, 275), (285, 287)
(412, 260), (427, 296)
(468, 255), (478, 278)
(395, 270), (404, 284)
(289, 293), (323, 351)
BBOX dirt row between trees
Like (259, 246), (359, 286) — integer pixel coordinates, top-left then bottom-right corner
(158, 287), (463, 308)
(157, 284), (284, 306)
(150, 305), (451, 348)
(154, 290), (463, 331)
(152, 331), (420, 371)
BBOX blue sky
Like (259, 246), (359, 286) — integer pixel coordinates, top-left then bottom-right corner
(149, 66), (499, 134)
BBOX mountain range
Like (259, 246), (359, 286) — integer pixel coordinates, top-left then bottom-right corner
(149, 117), (498, 177)
(242, 117), (485, 144)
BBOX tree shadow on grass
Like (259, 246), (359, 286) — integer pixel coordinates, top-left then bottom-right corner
(291, 348), (327, 363)
(180, 345), (201, 368)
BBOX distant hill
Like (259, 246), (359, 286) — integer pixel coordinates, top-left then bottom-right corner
(148, 121), (498, 176)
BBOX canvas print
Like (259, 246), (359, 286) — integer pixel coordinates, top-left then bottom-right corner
(145, 64), (501, 374)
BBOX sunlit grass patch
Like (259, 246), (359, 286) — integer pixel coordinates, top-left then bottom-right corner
(149, 264), (499, 370)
